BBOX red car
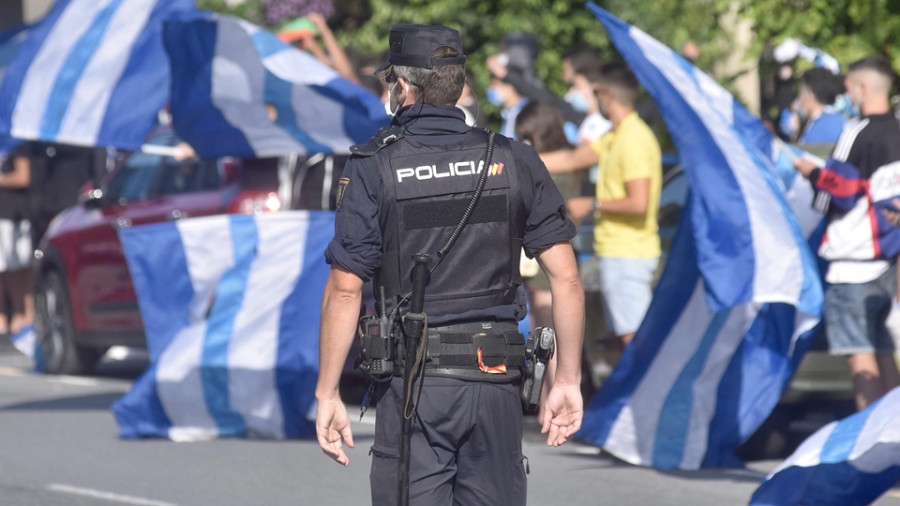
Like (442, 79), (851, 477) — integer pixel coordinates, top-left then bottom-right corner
(34, 130), (280, 374)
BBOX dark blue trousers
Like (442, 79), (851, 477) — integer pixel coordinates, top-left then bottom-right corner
(370, 376), (527, 506)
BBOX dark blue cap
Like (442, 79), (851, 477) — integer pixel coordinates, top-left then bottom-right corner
(375, 24), (466, 74)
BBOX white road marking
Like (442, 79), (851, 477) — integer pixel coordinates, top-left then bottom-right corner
(47, 484), (177, 506)
(0, 366), (26, 376)
(48, 376), (101, 387)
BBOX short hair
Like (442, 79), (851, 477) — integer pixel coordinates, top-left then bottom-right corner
(563, 44), (601, 77)
(514, 101), (570, 153)
(385, 46), (466, 106)
(596, 61), (639, 107)
(848, 56), (896, 92)
(801, 68), (845, 106)
(577, 62), (604, 85)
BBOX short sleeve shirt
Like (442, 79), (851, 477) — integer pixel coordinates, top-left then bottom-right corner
(589, 111), (662, 258)
(325, 105), (575, 323)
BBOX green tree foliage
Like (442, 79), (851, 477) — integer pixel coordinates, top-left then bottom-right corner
(337, 0), (738, 96)
(196, 0), (734, 97)
(738, 0), (900, 70)
(196, 0), (266, 25)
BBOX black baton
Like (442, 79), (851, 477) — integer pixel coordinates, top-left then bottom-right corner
(399, 252), (430, 506)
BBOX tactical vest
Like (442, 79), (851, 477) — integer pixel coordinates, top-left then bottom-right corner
(371, 130), (526, 319)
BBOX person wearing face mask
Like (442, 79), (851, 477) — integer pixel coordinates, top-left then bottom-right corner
(315, 24), (585, 506)
(455, 69), (485, 127)
(795, 67), (846, 148)
(486, 75), (529, 139)
(565, 64), (612, 147)
(794, 56), (900, 412)
(486, 33), (586, 129)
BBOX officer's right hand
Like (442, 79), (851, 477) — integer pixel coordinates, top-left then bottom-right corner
(316, 397), (355, 466)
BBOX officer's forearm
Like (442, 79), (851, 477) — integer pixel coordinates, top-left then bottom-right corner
(316, 269), (363, 401)
(538, 243), (585, 385)
(550, 278), (584, 385)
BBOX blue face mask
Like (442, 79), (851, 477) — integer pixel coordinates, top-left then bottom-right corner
(564, 90), (591, 112)
(485, 87), (505, 107)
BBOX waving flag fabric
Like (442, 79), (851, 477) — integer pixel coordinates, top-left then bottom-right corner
(0, 25), (27, 84)
(751, 386), (900, 505)
(10, 325), (43, 373)
(577, 4), (823, 469)
(112, 211), (333, 440)
(0, 26), (27, 156)
(0, 0), (193, 150)
(162, 12), (389, 159)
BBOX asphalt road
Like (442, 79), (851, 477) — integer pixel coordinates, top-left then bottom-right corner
(1, 339), (899, 506)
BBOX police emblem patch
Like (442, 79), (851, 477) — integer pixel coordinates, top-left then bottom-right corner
(336, 177), (350, 211)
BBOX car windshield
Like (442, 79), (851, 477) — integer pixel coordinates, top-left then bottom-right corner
(103, 133), (221, 205)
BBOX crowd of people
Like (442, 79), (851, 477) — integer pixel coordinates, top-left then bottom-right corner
(3, 12), (900, 422)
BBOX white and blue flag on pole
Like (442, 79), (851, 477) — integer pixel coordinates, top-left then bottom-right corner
(162, 12), (389, 159)
(112, 211), (333, 440)
(578, 4), (824, 469)
(751, 386), (900, 505)
(0, 0), (193, 150)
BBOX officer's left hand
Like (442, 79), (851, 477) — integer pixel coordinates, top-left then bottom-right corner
(316, 398), (355, 466)
(540, 383), (583, 447)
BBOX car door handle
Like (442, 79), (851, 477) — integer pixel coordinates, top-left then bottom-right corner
(168, 209), (185, 220)
(114, 216), (132, 229)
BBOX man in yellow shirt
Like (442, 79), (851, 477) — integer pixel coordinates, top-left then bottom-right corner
(541, 61), (662, 346)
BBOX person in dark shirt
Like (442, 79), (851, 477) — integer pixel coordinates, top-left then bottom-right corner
(0, 142), (34, 334)
(315, 24), (584, 505)
(28, 142), (106, 248)
(795, 56), (900, 411)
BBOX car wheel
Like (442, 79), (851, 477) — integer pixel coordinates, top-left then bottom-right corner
(35, 270), (100, 375)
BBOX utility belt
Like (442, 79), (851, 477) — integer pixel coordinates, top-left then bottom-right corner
(357, 317), (525, 383)
(395, 321), (525, 383)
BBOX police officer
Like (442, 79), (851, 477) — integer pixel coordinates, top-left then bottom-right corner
(315, 24), (585, 505)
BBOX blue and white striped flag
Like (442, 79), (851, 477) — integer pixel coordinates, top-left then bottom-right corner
(751, 386), (900, 505)
(162, 12), (389, 159)
(10, 324), (44, 373)
(0, 25), (27, 85)
(0, 25), (27, 156)
(0, 0), (193, 149)
(112, 211), (333, 440)
(577, 4), (824, 469)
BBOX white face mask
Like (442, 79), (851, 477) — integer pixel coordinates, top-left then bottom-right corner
(385, 81), (406, 117)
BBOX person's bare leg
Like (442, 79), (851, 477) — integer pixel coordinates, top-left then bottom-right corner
(848, 353), (886, 410)
(8, 266), (33, 333)
(0, 271), (9, 333)
(620, 332), (635, 348)
(876, 353), (900, 393)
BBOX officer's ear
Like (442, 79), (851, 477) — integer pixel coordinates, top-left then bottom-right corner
(396, 77), (413, 102)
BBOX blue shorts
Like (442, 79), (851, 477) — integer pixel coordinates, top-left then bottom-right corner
(596, 256), (659, 336)
(824, 265), (897, 355)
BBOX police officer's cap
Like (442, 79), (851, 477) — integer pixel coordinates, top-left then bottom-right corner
(375, 24), (466, 75)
